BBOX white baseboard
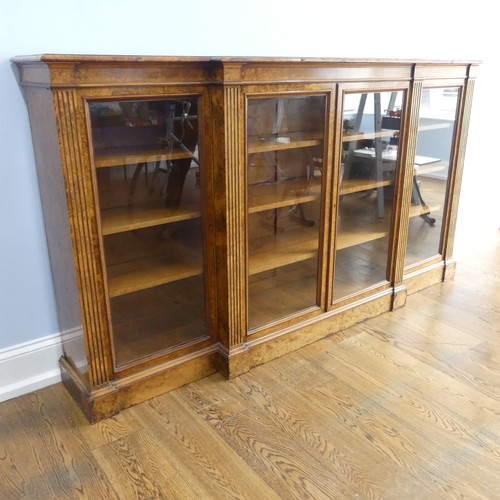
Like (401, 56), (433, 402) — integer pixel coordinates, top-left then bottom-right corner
(0, 330), (78, 403)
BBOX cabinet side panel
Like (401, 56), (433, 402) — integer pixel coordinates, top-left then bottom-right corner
(23, 87), (88, 376)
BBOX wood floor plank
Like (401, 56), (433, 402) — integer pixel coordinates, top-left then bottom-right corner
(177, 373), (251, 416)
(366, 309), (500, 403)
(252, 339), (342, 392)
(179, 374), (355, 498)
(355, 321), (500, 430)
(132, 393), (282, 500)
(193, 398), (349, 499)
(313, 357), (494, 498)
(232, 366), (426, 499)
(405, 283), (500, 346)
(314, 332), (500, 495)
(329, 324), (500, 432)
(309, 380), (492, 499)
(78, 403), (145, 451)
(38, 385), (124, 499)
(370, 305), (483, 361)
(92, 428), (200, 499)
(177, 370), (386, 498)
(0, 389), (118, 499)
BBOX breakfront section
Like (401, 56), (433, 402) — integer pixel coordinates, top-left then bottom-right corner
(218, 60), (477, 374)
(13, 56), (221, 421)
(13, 56), (477, 421)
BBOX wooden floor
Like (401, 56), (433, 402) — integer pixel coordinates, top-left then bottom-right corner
(1, 231), (499, 499)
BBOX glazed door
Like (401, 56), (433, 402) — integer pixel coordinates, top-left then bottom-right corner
(88, 95), (211, 369)
(332, 88), (406, 302)
(246, 94), (328, 331)
(404, 86), (461, 268)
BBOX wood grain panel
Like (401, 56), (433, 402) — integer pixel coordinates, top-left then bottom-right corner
(14, 57), (213, 87)
(239, 63), (413, 84)
(414, 64), (470, 80)
(22, 87), (88, 374)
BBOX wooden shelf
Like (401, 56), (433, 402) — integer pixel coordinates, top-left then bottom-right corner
(248, 131), (323, 154)
(107, 242), (202, 297)
(101, 203), (200, 235)
(339, 178), (393, 195)
(248, 178), (321, 214)
(249, 227), (319, 275)
(249, 220), (388, 276)
(336, 225), (388, 250)
(94, 145), (195, 168)
(409, 203), (440, 218)
(343, 122), (450, 144)
(342, 129), (395, 143)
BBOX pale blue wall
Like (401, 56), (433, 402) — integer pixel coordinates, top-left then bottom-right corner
(0, 0), (498, 349)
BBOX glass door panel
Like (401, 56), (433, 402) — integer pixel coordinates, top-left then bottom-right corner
(333, 90), (404, 301)
(405, 87), (460, 266)
(89, 97), (208, 367)
(247, 95), (326, 330)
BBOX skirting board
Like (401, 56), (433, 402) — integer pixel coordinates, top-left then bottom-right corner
(0, 329), (79, 403)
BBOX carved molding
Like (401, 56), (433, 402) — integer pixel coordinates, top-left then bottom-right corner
(393, 81), (423, 284)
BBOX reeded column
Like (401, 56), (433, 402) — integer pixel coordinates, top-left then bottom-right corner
(53, 89), (113, 387)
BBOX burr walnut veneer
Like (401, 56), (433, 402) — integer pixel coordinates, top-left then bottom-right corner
(12, 55), (478, 422)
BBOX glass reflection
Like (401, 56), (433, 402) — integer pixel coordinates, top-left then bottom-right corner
(89, 98), (207, 367)
(405, 87), (460, 266)
(333, 90), (404, 301)
(247, 95), (326, 330)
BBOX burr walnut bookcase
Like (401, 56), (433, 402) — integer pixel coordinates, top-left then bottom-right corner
(12, 55), (478, 422)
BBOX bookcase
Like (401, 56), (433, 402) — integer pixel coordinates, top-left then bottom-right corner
(12, 55), (478, 421)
